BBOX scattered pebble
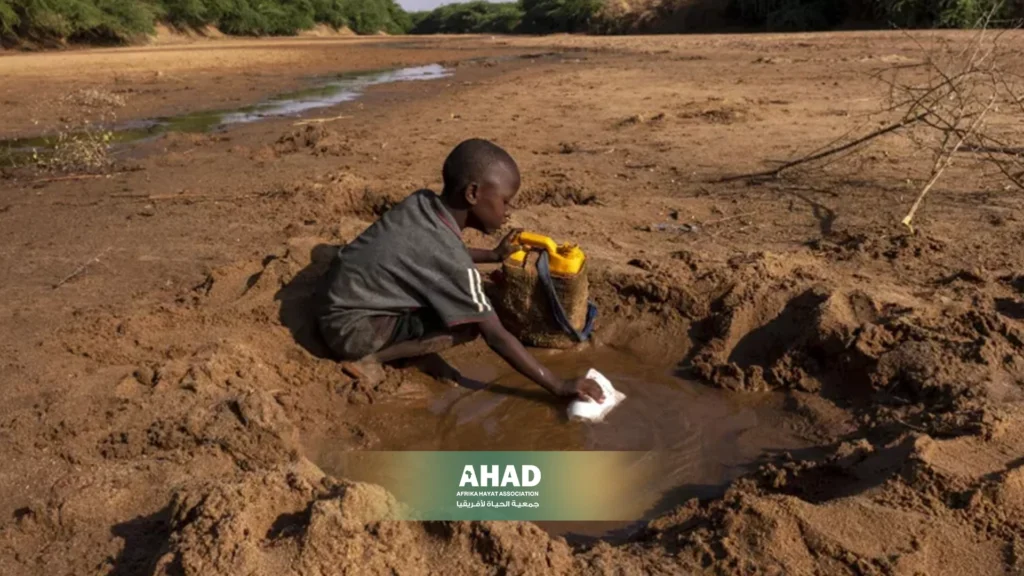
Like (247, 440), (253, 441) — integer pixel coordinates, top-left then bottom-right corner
(133, 365), (156, 386)
(642, 223), (700, 233)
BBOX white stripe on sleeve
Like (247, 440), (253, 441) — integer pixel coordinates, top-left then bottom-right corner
(472, 269), (491, 311)
(467, 268), (484, 312)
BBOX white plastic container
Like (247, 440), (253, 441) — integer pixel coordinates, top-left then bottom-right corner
(568, 369), (626, 423)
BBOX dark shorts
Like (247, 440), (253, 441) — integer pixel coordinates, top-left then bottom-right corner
(319, 308), (446, 361)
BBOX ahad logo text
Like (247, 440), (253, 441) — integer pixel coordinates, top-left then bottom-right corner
(459, 465), (541, 487)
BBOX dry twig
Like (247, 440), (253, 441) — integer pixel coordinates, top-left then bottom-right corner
(902, 96), (997, 232)
(53, 246), (112, 289)
(30, 173), (110, 185)
(293, 115), (352, 126)
(713, 112), (931, 183)
(715, 3), (1023, 229)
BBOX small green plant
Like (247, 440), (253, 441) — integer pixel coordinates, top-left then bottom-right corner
(63, 88), (127, 109)
(0, 143), (19, 171)
(37, 117), (116, 173)
(27, 90), (121, 174)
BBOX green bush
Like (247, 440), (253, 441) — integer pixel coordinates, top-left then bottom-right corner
(4, 0), (1021, 50)
(88, 0), (161, 40)
(0, 1), (18, 34)
(726, 0), (843, 30)
(410, 1), (522, 34)
(337, 0), (404, 33)
(875, 0), (1015, 27)
(518, 0), (601, 32)
(410, 0), (604, 35)
(480, 2), (521, 31)
(310, 0), (347, 28)
(0, 0), (158, 44)
(768, 0), (844, 30)
(210, 0), (319, 36)
(727, 0), (1021, 30)
(0, 0), (23, 36)
(0, 0), (412, 44)
(162, 0), (223, 28)
(385, 0), (411, 32)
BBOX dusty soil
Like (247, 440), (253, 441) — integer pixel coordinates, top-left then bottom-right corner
(2, 31), (1024, 575)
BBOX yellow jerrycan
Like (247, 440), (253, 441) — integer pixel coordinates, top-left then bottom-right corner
(493, 231), (596, 349)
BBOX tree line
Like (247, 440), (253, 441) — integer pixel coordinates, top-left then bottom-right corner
(722, 0), (1022, 32)
(408, 0), (599, 34)
(0, 0), (411, 45)
(2, 0), (1021, 48)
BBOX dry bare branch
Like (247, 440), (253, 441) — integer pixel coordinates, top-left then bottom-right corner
(901, 96), (998, 232)
(53, 246), (113, 289)
(717, 3), (1022, 229)
(712, 111), (931, 183)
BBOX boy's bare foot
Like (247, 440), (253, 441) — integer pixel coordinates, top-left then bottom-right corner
(340, 360), (386, 389)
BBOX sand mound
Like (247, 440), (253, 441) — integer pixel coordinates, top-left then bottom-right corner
(275, 125), (352, 157)
(663, 251), (1024, 436)
(148, 464), (575, 576)
(275, 172), (402, 226)
(594, 260), (711, 322)
(148, 24), (225, 46)
(514, 179), (600, 208)
(298, 24), (356, 38)
(632, 422), (1024, 574)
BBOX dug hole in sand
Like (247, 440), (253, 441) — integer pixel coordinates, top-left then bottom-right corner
(153, 232), (1024, 574)
(83, 229), (1024, 575)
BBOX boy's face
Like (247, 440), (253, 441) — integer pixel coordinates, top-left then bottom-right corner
(467, 165), (520, 234)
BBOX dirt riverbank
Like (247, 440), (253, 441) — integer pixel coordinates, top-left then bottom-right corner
(2, 32), (1024, 575)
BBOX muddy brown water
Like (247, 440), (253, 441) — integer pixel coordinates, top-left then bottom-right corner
(311, 346), (812, 543)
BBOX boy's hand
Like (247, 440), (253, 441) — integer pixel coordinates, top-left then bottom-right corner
(562, 377), (604, 403)
(469, 228), (523, 264)
(494, 228), (523, 261)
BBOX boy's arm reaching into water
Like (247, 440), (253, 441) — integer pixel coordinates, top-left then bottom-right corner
(460, 231), (600, 402)
(477, 315), (605, 403)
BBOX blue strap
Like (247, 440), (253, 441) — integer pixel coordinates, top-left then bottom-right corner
(536, 251), (597, 342)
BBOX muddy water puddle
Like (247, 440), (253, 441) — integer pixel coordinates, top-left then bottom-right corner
(311, 346), (813, 543)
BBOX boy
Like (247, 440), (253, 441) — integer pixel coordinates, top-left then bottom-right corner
(315, 138), (604, 404)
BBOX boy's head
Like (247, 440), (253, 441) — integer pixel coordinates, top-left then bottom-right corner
(441, 138), (520, 234)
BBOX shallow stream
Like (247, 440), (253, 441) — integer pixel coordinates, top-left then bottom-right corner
(0, 64), (452, 162)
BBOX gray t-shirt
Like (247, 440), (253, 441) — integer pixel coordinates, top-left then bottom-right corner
(315, 189), (494, 356)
